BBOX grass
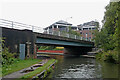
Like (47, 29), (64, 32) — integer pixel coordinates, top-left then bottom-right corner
(2, 59), (41, 76)
(21, 59), (56, 79)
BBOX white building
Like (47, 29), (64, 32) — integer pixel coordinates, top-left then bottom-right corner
(44, 20), (79, 34)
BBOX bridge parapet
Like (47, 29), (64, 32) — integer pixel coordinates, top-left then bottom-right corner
(35, 33), (94, 45)
(0, 19), (93, 42)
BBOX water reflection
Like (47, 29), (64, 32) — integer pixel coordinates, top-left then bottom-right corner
(48, 55), (119, 79)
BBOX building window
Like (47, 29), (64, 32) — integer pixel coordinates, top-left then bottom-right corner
(83, 37), (84, 39)
(86, 38), (88, 40)
(86, 33), (88, 37)
(83, 28), (88, 30)
(54, 25), (57, 28)
(92, 28), (96, 30)
(89, 33), (91, 35)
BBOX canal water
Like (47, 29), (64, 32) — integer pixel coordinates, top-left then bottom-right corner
(48, 55), (120, 79)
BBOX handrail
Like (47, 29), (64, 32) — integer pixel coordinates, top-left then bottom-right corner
(0, 19), (92, 41)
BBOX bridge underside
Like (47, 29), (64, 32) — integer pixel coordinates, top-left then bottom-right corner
(36, 38), (93, 47)
(36, 38), (94, 55)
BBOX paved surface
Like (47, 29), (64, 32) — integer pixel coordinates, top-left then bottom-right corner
(81, 55), (95, 58)
(3, 59), (48, 78)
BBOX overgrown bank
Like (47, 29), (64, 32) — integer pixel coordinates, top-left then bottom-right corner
(96, 50), (119, 63)
(21, 59), (56, 79)
(1, 42), (41, 76)
(2, 59), (41, 76)
(94, 2), (120, 63)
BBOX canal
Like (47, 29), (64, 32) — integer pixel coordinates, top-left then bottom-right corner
(47, 55), (119, 79)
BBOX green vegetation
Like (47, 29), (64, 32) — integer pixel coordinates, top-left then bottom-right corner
(94, 2), (120, 63)
(96, 50), (118, 63)
(21, 59), (56, 78)
(68, 26), (81, 36)
(0, 38), (2, 77)
(2, 48), (17, 66)
(43, 67), (53, 78)
(2, 59), (41, 76)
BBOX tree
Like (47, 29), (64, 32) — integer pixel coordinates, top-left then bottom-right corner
(94, 2), (120, 63)
(68, 26), (81, 36)
(94, 2), (119, 51)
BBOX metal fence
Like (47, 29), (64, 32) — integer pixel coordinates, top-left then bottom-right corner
(47, 30), (84, 40)
(0, 19), (43, 33)
(0, 19), (90, 41)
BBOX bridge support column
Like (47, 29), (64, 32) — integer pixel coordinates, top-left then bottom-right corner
(33, 44), (37, 59)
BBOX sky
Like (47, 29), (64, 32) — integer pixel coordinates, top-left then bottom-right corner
(0, 0), (110, 29)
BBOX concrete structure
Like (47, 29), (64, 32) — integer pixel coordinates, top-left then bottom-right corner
(2, 27), (94, 57)
(77, 21), (98, 41)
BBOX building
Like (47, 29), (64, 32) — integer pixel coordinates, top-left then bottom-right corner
(77, 21), (98, 41)
(43, 20), (79, 34)
(43, 20), (98, 41)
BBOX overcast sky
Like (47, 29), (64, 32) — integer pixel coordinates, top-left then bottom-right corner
(0, 0), (110, 28)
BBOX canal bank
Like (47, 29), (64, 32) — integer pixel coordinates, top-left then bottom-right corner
(21, 59), (57, 79)
(2, 58), (57, 79)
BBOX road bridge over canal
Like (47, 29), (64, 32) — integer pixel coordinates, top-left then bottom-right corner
(1, 19), (94, 58)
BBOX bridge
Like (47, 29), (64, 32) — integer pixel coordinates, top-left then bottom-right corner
(0, 19), (94, 58)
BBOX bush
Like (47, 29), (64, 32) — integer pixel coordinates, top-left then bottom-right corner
(2, 47), (17, 67)
(96, 50), (119, 63)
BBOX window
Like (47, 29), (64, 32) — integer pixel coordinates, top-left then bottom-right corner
(83, 28), (88, 30)
(89, 33), (91, 35)
(89, 28), (91, 30)
(86, 38), (88, 40)
(86, 33), (88, 37)
(92, 28), (96, 30)
(83, 37), (84, 39)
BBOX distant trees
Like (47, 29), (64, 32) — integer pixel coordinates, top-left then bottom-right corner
(68, 26), (81, 36)
(94, 2), (120, 63)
